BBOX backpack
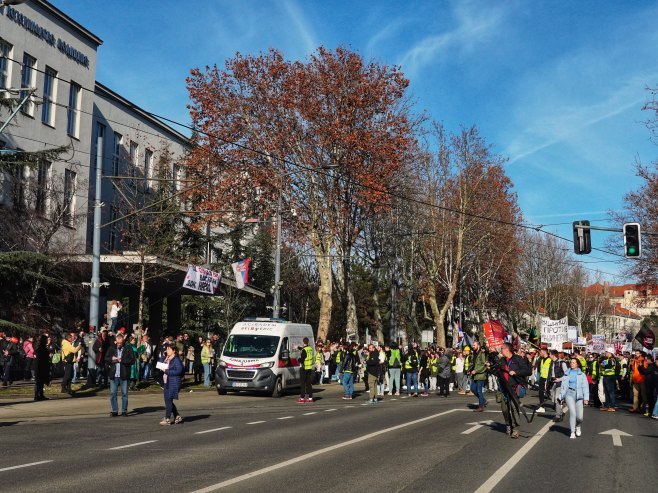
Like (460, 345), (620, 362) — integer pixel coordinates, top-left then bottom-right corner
(408, 351), (418, 368)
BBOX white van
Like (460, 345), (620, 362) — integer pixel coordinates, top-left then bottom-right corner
(215, 318), (314, 397)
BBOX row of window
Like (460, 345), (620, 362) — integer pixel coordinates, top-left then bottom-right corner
(0, 39), (81, 138)
(6, 161), (76, 226)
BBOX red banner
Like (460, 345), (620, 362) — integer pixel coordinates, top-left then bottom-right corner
(484, 320), (507, 351)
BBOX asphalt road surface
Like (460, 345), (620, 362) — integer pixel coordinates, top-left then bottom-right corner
(0, 384), (655, 493)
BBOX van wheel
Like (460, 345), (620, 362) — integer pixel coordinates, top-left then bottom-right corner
(217, 387), (227, 395)
(271, 377), (283, 398)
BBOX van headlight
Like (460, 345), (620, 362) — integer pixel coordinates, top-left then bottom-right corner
(258, 362), (274, 368)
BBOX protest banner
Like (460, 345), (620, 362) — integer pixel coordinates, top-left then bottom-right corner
(483, 320), (507, 351)
(183, 265), (221, 294)
(540, 317), (569, 350)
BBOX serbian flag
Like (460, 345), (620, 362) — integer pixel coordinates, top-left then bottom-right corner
(231, 258), (251, 289)
(634, 325), (655, 350)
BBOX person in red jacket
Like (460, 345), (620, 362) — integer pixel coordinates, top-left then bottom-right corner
(629, 351), (647, 414)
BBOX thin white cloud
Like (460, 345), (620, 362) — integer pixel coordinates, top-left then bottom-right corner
(398, 1), (508, 76)
(280, 0), (318, 55)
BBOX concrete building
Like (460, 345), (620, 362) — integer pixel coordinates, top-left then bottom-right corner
(0, 1), (263, 334)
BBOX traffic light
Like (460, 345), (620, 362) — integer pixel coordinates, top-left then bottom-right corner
(572, 220), (591, 255)
(623, 223), (641, 258)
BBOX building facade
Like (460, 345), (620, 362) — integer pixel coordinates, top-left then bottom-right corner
(0, 1), (191, 330)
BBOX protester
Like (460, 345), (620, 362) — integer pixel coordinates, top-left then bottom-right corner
(559, 357), (589, 439)
(600, 348), (618, 412)
(160, 343), (184, 425)
(108, 300), (122, 332)
(61, 332), (82, 395)
(387, 342), (402, 396)
(365, 344), (380, 404)
(297, 337), (314, 403)
(436, 349), (451, 397)
(469, 340), (488, 411)
(548, 350), (568, 421)
(201, 339), (214, 387)
(629, 350), (647, 414)
(341, 343), (358, 399)
(403, 344), (419, 397)
(497, 343), (532, 439)
(34, 333), (51, 401)
(105, 333), (135, 417)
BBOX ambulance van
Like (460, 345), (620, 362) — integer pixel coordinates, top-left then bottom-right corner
(215, 318), (315, 397)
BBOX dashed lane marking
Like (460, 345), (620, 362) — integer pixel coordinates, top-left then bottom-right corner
(324, 409), (337, 412)
(303, 412), (317, 415)
(195, 427), (232, 435)
(277, 416), (294, 420)
(189, 408), (460, 492)
(108, 440), (157, 450)
(0, 461), (53, 473)
(246, 421), (266, 425)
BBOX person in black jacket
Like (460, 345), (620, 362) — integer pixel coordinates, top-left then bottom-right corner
(105, 333), (135, 417)
(497, 343), (532, 438)
(34, 333), (51, 401)
(365, 344), (380, 404)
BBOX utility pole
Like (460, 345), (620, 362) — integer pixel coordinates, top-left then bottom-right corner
(87, 141), (104, 332)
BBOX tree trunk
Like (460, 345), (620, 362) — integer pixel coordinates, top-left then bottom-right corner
(372, 289), (384, 343)
(427, 289), (444, 346)
(345, 282), (358, 339)
(315, 248), (333, 342)
(138, 261), (146, 330)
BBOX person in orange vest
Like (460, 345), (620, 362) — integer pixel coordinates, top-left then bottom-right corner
(628, 350), (647, 414)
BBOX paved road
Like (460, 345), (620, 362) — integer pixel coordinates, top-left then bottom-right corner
(0, 384), (655, 492)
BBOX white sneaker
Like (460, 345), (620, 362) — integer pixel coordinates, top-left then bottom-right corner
(537, 407), (546, 413)
(570, 432), (576, 439)
(575, 426), (581, 437)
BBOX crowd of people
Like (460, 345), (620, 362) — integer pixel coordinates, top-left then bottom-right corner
(2, 329), (657, 433)
(307, 339), (658, 436)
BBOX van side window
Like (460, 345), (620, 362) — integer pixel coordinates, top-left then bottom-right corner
(281, 337), (288, 354)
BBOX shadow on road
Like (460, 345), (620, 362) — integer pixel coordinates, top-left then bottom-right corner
(180, 414), (211, 423)
(132, 406), (165, 415)
(0, 421), (22, 426)
(0, 400), (35, 407)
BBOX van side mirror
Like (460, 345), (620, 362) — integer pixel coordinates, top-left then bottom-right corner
(280, 349), (290, 360)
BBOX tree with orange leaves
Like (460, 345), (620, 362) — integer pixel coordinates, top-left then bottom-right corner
(185, 47), (417, 340)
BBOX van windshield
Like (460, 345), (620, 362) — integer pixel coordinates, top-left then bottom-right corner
(223, 335), (280, 358)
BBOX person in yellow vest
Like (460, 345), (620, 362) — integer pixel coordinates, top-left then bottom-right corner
(61, 332), (82, 395)
(387, 342), (402, 395)
(429, 350), (439, 391)
(297, 337), (314, 403)
(314, 342), (325, 385)
(536, 347), (551, 413)
(463, 347), (472, 395)
(600, 348), (618, 412)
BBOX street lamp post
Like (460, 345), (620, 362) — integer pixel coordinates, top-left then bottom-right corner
(272, 189), (283, 319)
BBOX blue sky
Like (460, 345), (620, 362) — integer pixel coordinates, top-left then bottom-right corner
(52, 0), (658, 281)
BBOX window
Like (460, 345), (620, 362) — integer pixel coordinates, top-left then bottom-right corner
(112, 132), (122, 176)
(20, 53), (36, 116)
(67, 82), (81, 137)
(63, 169), (76, 225)
(129, 141), (139, 177)
(108, 206), (118, 251)
(35, 160), (51, 215)
(0, 40), (12, 92)
(172, 163), (181, 192)
(12, 164), (25, 210)
(93, 122), (105, 172)
(144, 149), (153, 188)
(41, 67), (57, 126)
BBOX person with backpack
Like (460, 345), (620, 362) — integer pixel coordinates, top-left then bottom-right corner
(548, 350), (568, 422)
(387, 342), (402, 396)
(600, 348), (618, 412)
(403, 344), (419, 397)
(469, 340), (488, 411)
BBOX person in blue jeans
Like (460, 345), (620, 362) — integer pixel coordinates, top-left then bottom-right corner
(559, 357), (589, 438)
(470, 341), (488, 411)
(105, 333), (135, 417)
(341, 343), (358, 399)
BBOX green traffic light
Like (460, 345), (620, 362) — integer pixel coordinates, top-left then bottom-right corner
(628, 246), (637, 255)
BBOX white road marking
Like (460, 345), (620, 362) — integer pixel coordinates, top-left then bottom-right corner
(474, 416), (557, 493)
(324, 408), (337, 412)
(390, 398), (397, 401)
(599, 429), (632, 447)
(0, 460), (53, 473)
(303, 412), (316, 415)
(461, 420), (494, 435)
(246, 421), (265, 425)
(107, 440), (157, 450)
(195, 427), (232, 435)
(344, 405), (354, 408)
(189, 409), (460, 493)
(277, 416), (294, 420)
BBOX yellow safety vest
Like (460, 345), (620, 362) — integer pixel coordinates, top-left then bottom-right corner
(450, 355), (457, 371)
(540, 358), (551, 379)
(601, 358), (616, 377)
(302, 346), (314, 370)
